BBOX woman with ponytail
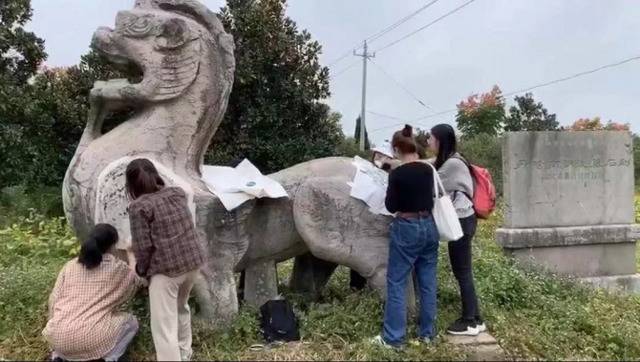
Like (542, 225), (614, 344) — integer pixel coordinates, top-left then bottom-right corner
(371, 125), (440, 348)
(428, 123), (485, 336)
(43, 224), (145, 361)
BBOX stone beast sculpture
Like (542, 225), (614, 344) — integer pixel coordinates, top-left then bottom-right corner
(62, 0), (394, 324)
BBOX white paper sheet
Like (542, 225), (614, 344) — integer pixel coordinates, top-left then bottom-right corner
(372, 141), (394, 158)
(201, 159), (288, 211)
(349, 156), (393, 216)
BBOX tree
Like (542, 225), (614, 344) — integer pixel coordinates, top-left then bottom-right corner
(0, 51), (125, 187)
(0, 0), (46, 84)
(504, 93), (558, 131)
(458, 133), (503, 195)
(207, 0), (343, 173)
(569, 117), (630, 131)
(0, 0), (49, 187)
(455, 85), (505, 138)
(604, 120), (630, 131)
(353, 116), (371, 150)
(335, 137), (370, 159)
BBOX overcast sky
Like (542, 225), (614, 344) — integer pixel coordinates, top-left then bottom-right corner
(29, 0), (640, 144)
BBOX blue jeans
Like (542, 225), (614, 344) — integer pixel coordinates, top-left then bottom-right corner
(382, 216), (439, 346)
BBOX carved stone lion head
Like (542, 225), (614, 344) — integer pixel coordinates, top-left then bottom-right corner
(91, 0), (234, 102)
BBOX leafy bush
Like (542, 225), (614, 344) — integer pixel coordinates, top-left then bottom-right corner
(0, 210), (77, 266)
(458, 134), (503, 196)
(0, 186), (63, 226)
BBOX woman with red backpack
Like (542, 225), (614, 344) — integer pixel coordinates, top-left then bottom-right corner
(428, 124), (488, 336)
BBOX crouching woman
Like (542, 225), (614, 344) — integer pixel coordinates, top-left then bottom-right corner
(43, 224), (146, 361)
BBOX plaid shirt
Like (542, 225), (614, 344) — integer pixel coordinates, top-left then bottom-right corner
(129, 187), (206, 278)
(43, 255), (144, 360)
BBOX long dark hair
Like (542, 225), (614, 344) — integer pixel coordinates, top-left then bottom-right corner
(126, 158), (165, 200)
(391, 124), (417, 154)
(78, 224), (119, 269)
(430, 124), (457, 169)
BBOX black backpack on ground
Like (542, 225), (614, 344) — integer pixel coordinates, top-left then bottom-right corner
(259, 299), (300, 343)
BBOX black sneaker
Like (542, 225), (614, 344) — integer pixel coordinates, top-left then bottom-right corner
(447, 318), (480, 336)
(475, 317), (487, 333)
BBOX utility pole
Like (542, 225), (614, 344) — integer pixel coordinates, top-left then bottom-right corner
(354, 40), (375, 151)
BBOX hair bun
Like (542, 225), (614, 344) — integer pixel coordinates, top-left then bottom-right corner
(402, 124), (413, 137)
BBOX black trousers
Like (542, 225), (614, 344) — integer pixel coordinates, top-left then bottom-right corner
(448, 215), (481, 320)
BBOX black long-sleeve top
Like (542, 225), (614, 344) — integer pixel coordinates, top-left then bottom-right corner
(385, 162), (435, 214)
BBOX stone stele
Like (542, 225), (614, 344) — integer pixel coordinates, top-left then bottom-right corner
(62, 0), (405, 325)
(496, 131), (640, 292)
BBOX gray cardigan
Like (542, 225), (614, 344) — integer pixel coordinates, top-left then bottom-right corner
(438, 153), (475, 218)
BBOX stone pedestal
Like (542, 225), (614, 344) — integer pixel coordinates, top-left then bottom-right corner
(497, 224), (640, 277)
(497, 131), (639, 291)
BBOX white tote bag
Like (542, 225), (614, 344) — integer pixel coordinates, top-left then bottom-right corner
(425, 162), (463, 242)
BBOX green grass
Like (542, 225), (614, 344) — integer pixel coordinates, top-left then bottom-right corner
(2, 206), (640, 360)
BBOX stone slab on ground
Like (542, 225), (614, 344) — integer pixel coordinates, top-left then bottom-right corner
(445, 332), (505, 361)
(581, 273), (640, 294)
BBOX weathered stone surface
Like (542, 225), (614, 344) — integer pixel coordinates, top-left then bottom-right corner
(62, 1), (401, 325)
(63, 0), (235, 242)
(581, 273), (640, 294)
(445, 332), (497, 346)
(62, 0), (240, 323)
(496, 224), (640, 249)
(499, 131), (638, 280)
(467, 344), (506, 361)
(508, 242), (637, 277)
(244, 260), (278, 308)
(195, 157), (397, 320)
(502, 131), (634, 228)
(445, 333), (505, 361)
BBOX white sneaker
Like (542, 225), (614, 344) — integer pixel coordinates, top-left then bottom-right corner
(476, 322), (487, 333)
(447, 318), (480, 336)
(370, 335), (393, 349)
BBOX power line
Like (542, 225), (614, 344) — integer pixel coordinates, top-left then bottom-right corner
(369, 53), (640, 132)
(368, 110), (406, 121)
(373, 0), (478, 54)
(369, 59), (434, 110)
(412, 108), (459, 122)
(502, 54), (640, 97)
(329, 60), (361, 80)
(366, 0), (440, 43)
(370, 109), (455, 133)
(327, 51), (354, 68)
(326, 0), (441, 68)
